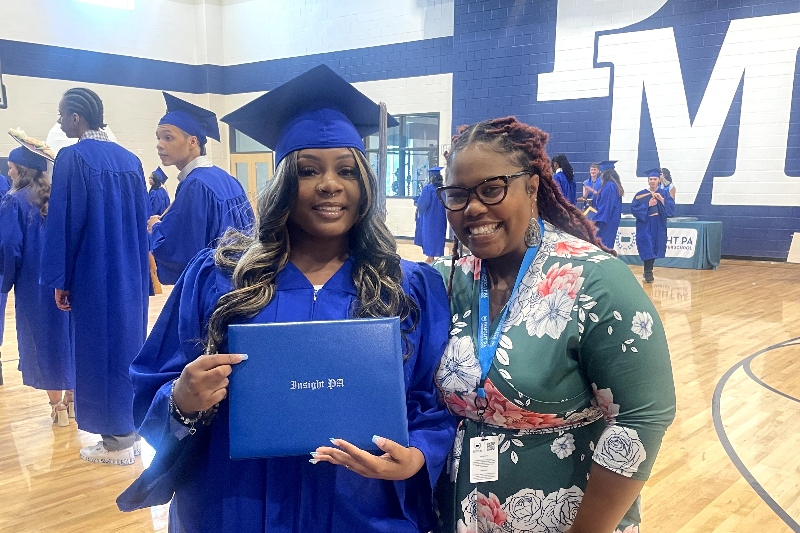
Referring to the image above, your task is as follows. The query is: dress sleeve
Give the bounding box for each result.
[663,191,676,217]
[130,249,224,451]
[630,191,650,222]
[395,260,458,523]
[592,183,615,227]
[41,149,88,290]
[417,185,433,214]
[577,258,676,481]
[150,178,213,285]
[0,196,23,293]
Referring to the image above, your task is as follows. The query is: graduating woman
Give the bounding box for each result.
[432,117,675,533]
[416,167,448,263]
[551,153,576,205]
[660,167,676,200]
[118,65,456,533]
[593,161,624,249]
[148,167,171,217]
[0,147,74,425]
[631,168,675,283]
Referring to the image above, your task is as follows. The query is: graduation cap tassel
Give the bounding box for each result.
[377,102,388,221]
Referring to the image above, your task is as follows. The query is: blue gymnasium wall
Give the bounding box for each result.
[452,0,800,259]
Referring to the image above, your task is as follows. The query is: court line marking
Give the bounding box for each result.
[712,337,800,532]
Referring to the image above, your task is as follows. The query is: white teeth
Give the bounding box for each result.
[470,223,499,236]
[316,206,343,212]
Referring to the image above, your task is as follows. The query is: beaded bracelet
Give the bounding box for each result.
[169,380,206,435]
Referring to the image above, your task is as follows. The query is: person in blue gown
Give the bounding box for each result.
[580,162,602,211]
[593,160,624,249]
[0,147,74,425]
[0,170,9,386]
[41,88,149,465]
[631,168,675,283]
[148,93,255,285]
[118,64,457,533]
[416,166,447,263]
[551,153,576,205]
[148,167,171,216]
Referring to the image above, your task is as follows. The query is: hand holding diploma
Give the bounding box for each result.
[173,353,247,416]
[312,436,426,481]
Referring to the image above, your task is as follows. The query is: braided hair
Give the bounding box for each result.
[551,153,575,183]
[62,88,106,130]
[445,117,612,294]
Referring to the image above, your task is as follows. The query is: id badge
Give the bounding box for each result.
[469,436,499,483]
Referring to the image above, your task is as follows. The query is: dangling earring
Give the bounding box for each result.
[524,217,541,247]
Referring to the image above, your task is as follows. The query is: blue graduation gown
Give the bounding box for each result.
[148,187,170,217]
[0,175,9,345]
[553,170,576,205]
[0,190,74,390]
[150,166,254,285]
[413,197,424,247]
[41,139,149,435]
[631,187,676,261]
[593,180,622,249]
[416,183,447,257]
[119,251,457,533]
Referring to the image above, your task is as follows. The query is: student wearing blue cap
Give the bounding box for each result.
[593,160,624,249]
[551,153,576,205]
[41,87,150,464]
[119,65,456,533]
[416,166,448,262]
[148,93,254,285]
[631,168,675,283]
[1,146,74,425]
[147,167,171,217]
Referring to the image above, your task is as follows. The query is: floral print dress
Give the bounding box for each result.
[433,222,676,533]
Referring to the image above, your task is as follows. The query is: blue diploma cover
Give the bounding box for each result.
[227,317,409,458]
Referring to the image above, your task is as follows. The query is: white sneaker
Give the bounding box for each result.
[133,440,141,457]
[79,441,135,466]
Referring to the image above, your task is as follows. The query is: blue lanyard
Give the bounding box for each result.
[476,218,544,398]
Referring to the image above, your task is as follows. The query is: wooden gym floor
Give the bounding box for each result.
[0,243,799,532]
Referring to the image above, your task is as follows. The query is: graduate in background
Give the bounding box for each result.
[0,146,74,425]
[148,94,254,285]
[631,168,675,283]
[416,166,447,263]
[661,167,677,200]
[551,153,576,205]
[147,167,171,217]
[41,88,150,465]
[580,162,602,211]
[119,65,456,533]
[0,169,11,385]
[593,160,624,249]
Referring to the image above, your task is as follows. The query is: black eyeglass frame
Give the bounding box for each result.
[435,171,530,212]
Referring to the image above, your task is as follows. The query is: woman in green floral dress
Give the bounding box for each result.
[433,117,676,533]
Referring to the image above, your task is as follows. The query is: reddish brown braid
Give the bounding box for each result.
[444,117,614,294]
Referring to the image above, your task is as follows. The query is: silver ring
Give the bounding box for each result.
[344,464,350,469]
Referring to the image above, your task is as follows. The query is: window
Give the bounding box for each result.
[230,129,271,154]
[364,113,440,198]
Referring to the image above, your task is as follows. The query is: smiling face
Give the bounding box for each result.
[446,143,538,264]
[287,148,363,244]
[156,124,199,170]
[589,166,599,179]
[648,176,660,191]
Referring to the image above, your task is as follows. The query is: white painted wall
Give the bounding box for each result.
[222,0,454,65]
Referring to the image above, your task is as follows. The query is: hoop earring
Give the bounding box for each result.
[524,217,542,247]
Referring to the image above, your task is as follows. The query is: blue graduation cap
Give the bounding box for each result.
[645,167,661,177]
[152,167,169,184]
[598,160,617,171]
[159,93,221,144]
[220,65,399,165]
[429,166,443,173]
[8,146,47,171]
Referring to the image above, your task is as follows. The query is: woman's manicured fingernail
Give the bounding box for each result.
[239,354,249,360]
[329,438,338,445]
[372,435,385,446]
[310,452,318,457]
[308,458,318,464]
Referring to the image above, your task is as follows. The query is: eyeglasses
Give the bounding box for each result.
[436,171,529,212]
